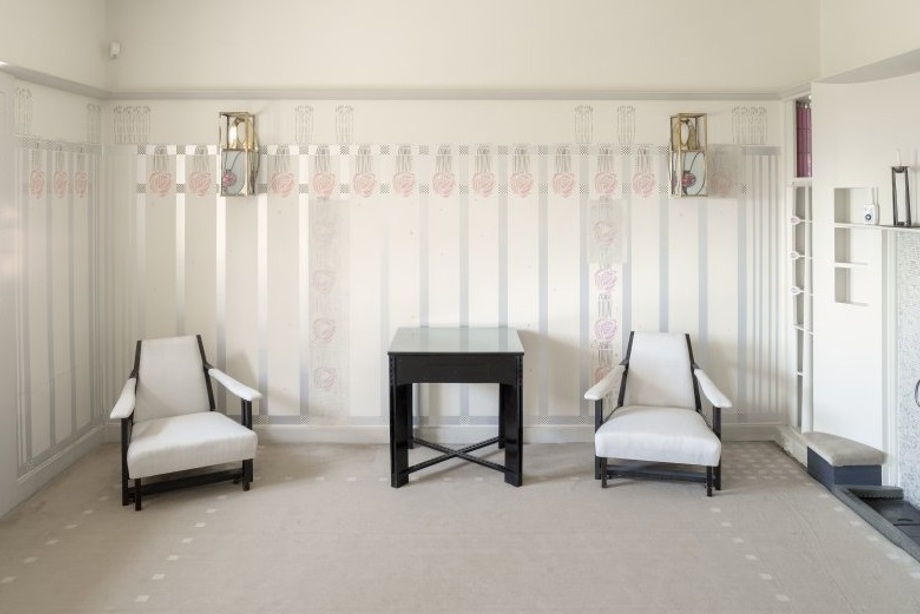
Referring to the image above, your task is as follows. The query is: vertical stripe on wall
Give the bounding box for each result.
[498,152,509,327]
[257,191,269,412]
[538,150,550,420]
[658,151,670,333]
[215,193,227,409]
[698,199,709,361]
[577,148,590,418]
[175,152,186,336]
[298,150,311,419]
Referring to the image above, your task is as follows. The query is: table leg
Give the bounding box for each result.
[497,385,506,449]
[406,384,414,450]
[390,377,410,488]
[501,375,523,487]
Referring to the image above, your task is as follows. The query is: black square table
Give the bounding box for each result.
[388,327,524,487]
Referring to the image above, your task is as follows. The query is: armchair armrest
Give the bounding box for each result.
[694,368,732,409]
[109,378,137,420]
[584,364,625,401]
[208,368,262,402]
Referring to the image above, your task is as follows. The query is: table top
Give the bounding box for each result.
[388,327,524,355]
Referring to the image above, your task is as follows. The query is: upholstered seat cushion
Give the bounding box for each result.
[595,406,721,467]
[127,411,257,479]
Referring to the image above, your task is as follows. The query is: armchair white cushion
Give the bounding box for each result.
[595,407,722,467]
[110,335,260,510]
[588,331,729,496]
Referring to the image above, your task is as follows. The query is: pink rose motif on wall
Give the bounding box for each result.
[352,172,377,198]
[471,171,496,198]
[594,267,618,295]
[312,318,337,344]
[510,172,534,198]
[594,171,618,199]
[312,172,336,199]
[29,169,45,199]
[594,318,618,344]
[393,171,416,197]
[311,268,336,293]
[432,171,455,198]
[313,367,337,391]
[73,171,89,198]
[552,172,576,198]
[53,170,69,198]
[149,170,173,197]
[270,171,295,197]
[594,221,617,246]
[188,170,213,197]
[631,171,656,197]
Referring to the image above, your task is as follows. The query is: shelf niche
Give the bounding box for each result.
[833,187,874,306]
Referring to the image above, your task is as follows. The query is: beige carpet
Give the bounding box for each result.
[1,441,919,613]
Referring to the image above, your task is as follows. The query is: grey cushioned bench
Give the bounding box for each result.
[804,431,885,490]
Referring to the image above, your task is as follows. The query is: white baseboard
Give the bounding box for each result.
[105,420,784,446]
[256,422,781,445]
[14,425,106,499]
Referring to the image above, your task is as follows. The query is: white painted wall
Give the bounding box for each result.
[0,0,107,89]
[819,0,920,78]
[811,71,920,481]
[105,0,819,94]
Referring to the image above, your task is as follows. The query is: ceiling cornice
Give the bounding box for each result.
[2,62,785,102]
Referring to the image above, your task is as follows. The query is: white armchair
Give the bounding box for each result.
[585,331,730,496]
[110,335,260,510]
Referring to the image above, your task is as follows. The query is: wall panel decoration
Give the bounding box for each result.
[15,139,101,475]
[104,137,785,440]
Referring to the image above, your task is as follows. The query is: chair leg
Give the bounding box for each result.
[242,459,253,492]
[134,478,143,511]
[705,467,713,497]
[715,462,722,491]
[600,458,608,489]
[121,471,130,506]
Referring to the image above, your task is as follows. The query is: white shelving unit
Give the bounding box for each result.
[790,179,813,431]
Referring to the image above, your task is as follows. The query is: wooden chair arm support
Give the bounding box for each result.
[711,405,722,438]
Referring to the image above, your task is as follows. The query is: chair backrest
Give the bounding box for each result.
[134,335,213,422]
[622,332,697,410]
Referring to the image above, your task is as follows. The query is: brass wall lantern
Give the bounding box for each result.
[219,111,259,196]
[669,112,707,197]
